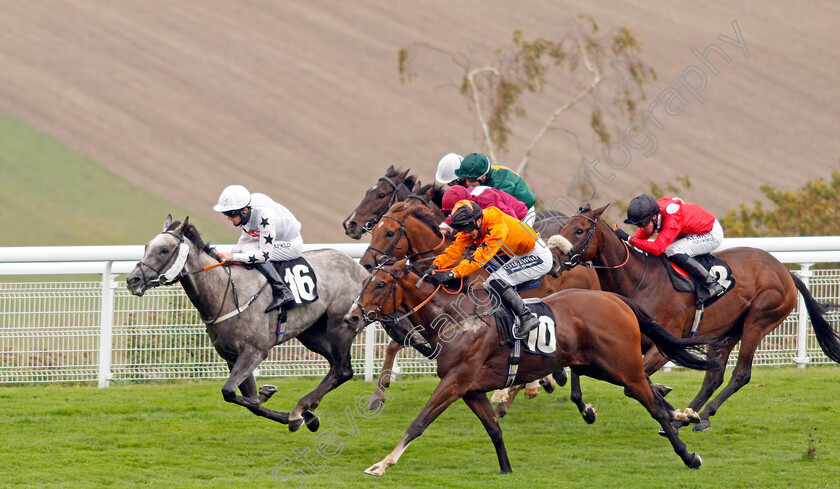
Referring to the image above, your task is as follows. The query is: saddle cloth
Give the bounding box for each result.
[271,256,319,309]
[494,299,557,357]
[660,254,734,307]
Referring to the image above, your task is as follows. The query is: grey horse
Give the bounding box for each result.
[126,215,369,432]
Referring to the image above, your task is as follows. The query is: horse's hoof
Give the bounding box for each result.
[582,404,596,424]
[682,408,701,424]
[259,384,278,402]
[693,419,711,432]
[493,407,508,420]
[490,389,509,404]
[524,386,540,399]
[654,383,673,397]
[686,453,702,469]
[364,464,385,477]
[302,411,320,432]
[539,376,557,394]
[552,368,568,387]
[288,417,304,432]
[368,397,385,411]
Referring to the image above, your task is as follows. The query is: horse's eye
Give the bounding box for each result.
[575,228,584,235]
[376,281,386,289]
[378,193,387,199]
[385,230,395,238]
[160,248,170,254]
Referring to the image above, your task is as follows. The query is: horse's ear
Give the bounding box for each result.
[395,258,409,273]
[181,216,190,234]
[579,203,592,213]
[592,204,610,218]
[162,214,173,232]
[386,164,395,174]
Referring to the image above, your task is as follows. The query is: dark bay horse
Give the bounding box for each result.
[342,165,428,239]
[359,199,602,418]
[547,204,840,431]
[126,216,369,431]
[343,259,723,474]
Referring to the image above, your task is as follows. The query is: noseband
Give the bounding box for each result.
[564,214,600,268]
[133,231,191,287]
[355,264,402,323]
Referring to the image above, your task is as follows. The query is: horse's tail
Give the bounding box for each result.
[618,296,724,371]
[790,273,840,363]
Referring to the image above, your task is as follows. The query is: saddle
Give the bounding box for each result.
[493,298,556,357]
[660,254,734,307]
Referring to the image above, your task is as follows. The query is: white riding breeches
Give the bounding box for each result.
[487,239,553,286]
[665,220,724,257]
[523,206,536,227]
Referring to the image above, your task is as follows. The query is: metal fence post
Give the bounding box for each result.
[794,263,813,369]
[98,261,115,387]
[364,322,376,382]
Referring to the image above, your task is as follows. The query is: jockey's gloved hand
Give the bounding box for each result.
[427,264,439,274]
[426,271,455,286]
[613,227,630,242]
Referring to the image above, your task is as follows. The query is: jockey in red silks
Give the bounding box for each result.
[614,194,725,298]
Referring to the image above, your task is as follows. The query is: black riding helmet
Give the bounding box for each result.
[624,194,660,226]
[449,200,484,232]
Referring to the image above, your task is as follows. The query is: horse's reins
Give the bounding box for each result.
[563,213,645,298]
[134,231,269,325]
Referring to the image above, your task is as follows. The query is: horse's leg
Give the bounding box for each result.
[683,337,738,431]
[642,349,676,398]
[291,315,355,432]
[365,371,471,477]
[222,348,294,424]
[370,340,403,411]
[569,369,596,424]
[237,372,293,424]
[693,316,783,431]
[492,385,522,419]
[462,391,512,474]
[622,371,701,468]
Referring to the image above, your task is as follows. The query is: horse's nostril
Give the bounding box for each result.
[362,263,373,273]
[346,221,357,229]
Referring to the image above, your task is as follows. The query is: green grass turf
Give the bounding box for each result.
[0,367,838,488]
[0,111,236,247]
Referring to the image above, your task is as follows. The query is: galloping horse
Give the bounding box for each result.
[548,204,840,431]
[343,259,723,474]
[359,199,600,419]
[126,216,369,431]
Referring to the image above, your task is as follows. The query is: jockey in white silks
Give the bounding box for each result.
[214,184,303,313]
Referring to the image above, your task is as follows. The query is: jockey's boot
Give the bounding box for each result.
[256,262,296,313]
[670,253,725,298]
[489,279,540,339]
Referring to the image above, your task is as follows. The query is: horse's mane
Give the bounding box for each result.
[385,201,442,239]
[408,183,444,208]
[168,221,220,261]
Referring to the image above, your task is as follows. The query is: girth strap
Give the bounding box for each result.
[503,340,522,388]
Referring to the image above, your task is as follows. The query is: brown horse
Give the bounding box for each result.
[343,259,723,474]
[547,203,840,431]
[359,198,600,419]
[342,165,426,239]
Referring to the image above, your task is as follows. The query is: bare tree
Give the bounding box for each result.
[398,16,657,179]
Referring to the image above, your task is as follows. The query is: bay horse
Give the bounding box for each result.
[126,216,369,431]
[359,198,601,420]
[343,259,723,474]
[342,165,426,239]
[547,204,840,431]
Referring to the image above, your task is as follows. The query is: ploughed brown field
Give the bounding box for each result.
[0,0,837,242]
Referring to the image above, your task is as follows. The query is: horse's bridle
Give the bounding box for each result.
[132,231,268,324]
[363,213,445,267]
[133,231,191,288]
[560,212,631,271]
[355,263,403,323]
[360,176,413,233]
